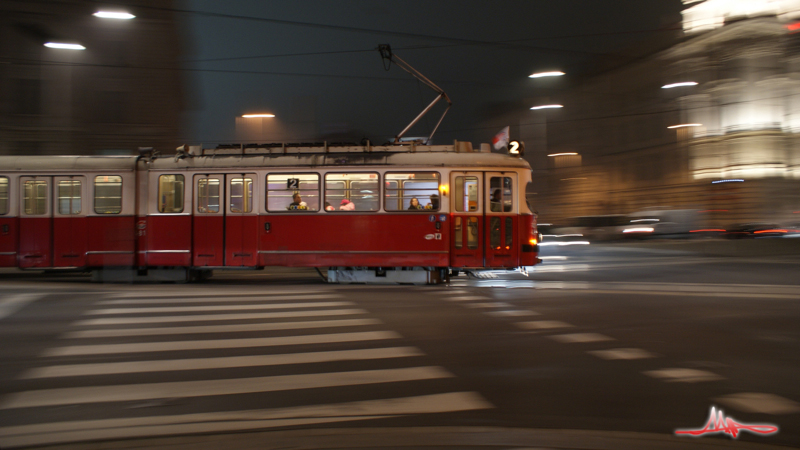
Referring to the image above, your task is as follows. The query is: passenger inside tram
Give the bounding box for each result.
[408,198,422,210]
[340,199,355,210]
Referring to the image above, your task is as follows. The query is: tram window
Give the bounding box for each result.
[94,175,122,214]
[489,176,513,212]
[267,173,319,211]
[0,177,8,215]
[230,177,253,213]
[324,173,379,211]
[58,180,81,215]
[505,217,513,248]
[454,176,479,212]
[158,175,184,213]
[23,180,48,215]
[384,172,440,211]
[197,178,220,213]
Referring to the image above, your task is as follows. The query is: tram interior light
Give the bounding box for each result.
[439,184,449,196]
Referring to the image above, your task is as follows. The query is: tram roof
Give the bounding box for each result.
[147,149,531,171]
[0,146,532,172]
[0,155,139,172]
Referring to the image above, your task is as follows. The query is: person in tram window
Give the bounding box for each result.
[287,193,308,210]
[490,189,503,212]
[427,194,439,210]
[408,197,422,210]
[324,201,335,211]
[340,199,355,211]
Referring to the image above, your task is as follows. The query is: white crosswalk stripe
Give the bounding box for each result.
[0,292,492,447]
[85,301,354,315]
[74,308,369,325]
[61,318,383,338]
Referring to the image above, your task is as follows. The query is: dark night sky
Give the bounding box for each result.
[181,0,684,146]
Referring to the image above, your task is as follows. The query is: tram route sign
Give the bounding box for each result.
[287,178,300,189]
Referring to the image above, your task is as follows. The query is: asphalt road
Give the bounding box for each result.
[0,243,798,449]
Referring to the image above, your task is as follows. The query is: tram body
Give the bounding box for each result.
[0,142,540,282]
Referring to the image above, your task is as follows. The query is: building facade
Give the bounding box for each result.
[0,0,183,155]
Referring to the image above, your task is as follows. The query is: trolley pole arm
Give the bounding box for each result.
[379,45,452,144]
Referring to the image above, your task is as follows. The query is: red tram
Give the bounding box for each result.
[0,141,540,283]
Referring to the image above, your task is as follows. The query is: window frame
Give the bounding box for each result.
[323,171,380,213]
[93,175,123,215]
[157,174,186,214]
[266,172,321,212]
[383,171,441,212]
[0,176,9,215]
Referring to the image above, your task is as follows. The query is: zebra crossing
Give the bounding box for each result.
[0,288,490,448]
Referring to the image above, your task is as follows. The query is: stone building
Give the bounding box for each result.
[519,0,800,227]
[0,0,183,155]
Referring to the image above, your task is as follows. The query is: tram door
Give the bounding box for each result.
[53,176,87,267]
[450,172,484,267]
[19,176,52,268]
[485,172,518,268]
[192,174,224,266]
[224,174,258,266]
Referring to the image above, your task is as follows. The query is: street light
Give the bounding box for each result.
[94,11,136,20]
[530,104,563,110]
[44,42,85,50]
[662,81,698,89]
[529,71,565,78]
[667,123,702,129]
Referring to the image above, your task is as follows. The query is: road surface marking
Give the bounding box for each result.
[0,366,453,409]
[443,296,491,302]
[61,318,382,338]
[85,301,354,315]
[42,331,402,357]
[548,333,615,343]
[0,294,44,320]
[485,310,541,317]
[643,368,724,382]
[465,302,512,309]
[0,392,491,447]
[108,290,333,298]
[98,294,342,305]
[73,308,368,326]
[588,348,656,360]
[515,320,574,330]
[715,392,800,414]
[22,347,424,379]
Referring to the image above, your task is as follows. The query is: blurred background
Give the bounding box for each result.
[2,0,799,231]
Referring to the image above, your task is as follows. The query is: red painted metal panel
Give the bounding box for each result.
[193,215,224,266]
[146,215,191,266]
[0,217,17,267]
[18,217,51,268]
[485,215,518,268]
[53,216,87,267]
[226,215,258,266]
[450,213,483,268]
[258,214,448,267]
[86,216,136,267]
[518,214,538,266]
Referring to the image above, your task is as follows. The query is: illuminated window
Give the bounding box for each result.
[267,173,319,211]
[94,175,122,214]
[230,177,253,213]
[0,177,8,215]
[489,176,513,212]
[24,180,48,215]
[454,176,479,212]
[197,178,220,213]
[385,172,440,211]
[324,173,379,211]
[158,174,185,213]
[58,180,81,215]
